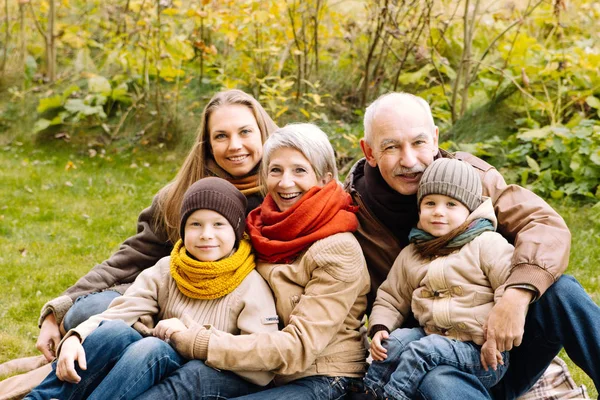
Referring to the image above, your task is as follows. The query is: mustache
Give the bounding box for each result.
[393,165,426,175]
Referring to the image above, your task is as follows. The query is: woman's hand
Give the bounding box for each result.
[37,313,62,362]
[153,318,187,342]
[370,330,389,361]
[56,335,86,383]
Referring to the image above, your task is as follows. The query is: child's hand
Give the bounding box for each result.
[480,337,504,371]
[370,330,389,361]
[56,335,86,383]
[153,318,187,342]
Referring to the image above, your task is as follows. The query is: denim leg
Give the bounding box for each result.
[384,335,508,400]
[363,327,426,399]
[231,376,354,400]
[134,360,262,400]
[494,275,600,399]
[88,337,186,400]
[63,290,121,331]
[25,320,143,400]
[416,365,493,400]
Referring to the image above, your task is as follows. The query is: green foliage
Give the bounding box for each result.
[450,119,600,201]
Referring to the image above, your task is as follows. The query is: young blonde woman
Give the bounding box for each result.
[35,90,277,362]
[137,123,371,400]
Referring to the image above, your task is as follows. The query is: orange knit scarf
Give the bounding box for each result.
[246,180,358,263]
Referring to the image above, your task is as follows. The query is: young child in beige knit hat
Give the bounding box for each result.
[26,177,278,400]
[364,158,515,400]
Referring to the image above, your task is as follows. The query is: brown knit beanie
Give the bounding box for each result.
[417,158,482,212]
[180,177,247,242]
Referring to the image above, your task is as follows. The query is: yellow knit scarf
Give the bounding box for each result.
[170,237,256,300]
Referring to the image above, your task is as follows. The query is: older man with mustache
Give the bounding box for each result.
[344,92,600,399]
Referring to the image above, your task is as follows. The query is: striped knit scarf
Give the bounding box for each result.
[170,237,256,299]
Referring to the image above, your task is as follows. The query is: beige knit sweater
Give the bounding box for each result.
[62,256,279,386]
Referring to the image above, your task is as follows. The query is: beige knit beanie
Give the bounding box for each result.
[180,177,247,242]
[417,158,482,212]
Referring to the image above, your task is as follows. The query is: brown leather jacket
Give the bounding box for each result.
[343,150,571,310]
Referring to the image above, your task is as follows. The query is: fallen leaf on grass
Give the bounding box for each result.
[65,181,74,187]
[19,248,27,257]
[65,161,77,170]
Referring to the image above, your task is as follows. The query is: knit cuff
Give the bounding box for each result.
[192,326,212,360]
[368,324,390,339]
[505,263,555,300]
[38,295,73,328]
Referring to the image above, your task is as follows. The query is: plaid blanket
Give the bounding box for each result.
[517,357,589,400]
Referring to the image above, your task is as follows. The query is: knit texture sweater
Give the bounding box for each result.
[61,256,279,385]
[203,232,371,385]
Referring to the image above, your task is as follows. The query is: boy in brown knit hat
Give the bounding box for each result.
[26,177,278,400]
[364,158,515,400]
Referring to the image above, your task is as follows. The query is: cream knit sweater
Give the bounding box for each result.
[63,256,279,385]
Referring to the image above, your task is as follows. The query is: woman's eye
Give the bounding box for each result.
[295,168,307,174]
[240,129,252,135]
[213,133,227,140]
[269,167,281,174]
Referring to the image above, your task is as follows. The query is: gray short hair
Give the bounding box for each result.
[363,92,436,143]
[261,123,338,184]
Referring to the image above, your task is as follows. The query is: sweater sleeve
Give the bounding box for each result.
[204,235,369,376]
[368,247,413,334]
[39,192,173,327]
[229,271,279,386]
[59,258,168,349]
[457,152,571,298]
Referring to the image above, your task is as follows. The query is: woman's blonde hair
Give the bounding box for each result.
[156,89,277,243]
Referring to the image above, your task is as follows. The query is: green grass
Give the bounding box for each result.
[0,143,598,398]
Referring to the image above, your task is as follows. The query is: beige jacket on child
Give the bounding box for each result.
[369,199,514,345]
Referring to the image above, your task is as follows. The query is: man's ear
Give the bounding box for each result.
[360,139,378,168]
[432,126,439,151]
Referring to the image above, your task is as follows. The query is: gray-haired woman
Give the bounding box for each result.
[137,123,371,400]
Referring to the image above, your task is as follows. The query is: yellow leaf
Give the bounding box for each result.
[275,106,289,119]
[65,161,77,171]
[299,108,310,118]
[162,8,179,16]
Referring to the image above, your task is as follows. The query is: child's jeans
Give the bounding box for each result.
[364,327,509,400]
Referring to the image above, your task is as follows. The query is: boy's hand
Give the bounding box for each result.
[480,337,504,371]
[153,318,187,342]
[56,336,86,383]
[370,330,389,361]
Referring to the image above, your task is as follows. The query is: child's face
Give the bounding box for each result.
[184,209,236,262]
[419,194,470,237]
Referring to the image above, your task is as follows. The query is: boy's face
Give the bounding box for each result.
[418,194,470,237]
[184,209,236,262]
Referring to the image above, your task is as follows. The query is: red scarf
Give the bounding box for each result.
[247,180,358,263]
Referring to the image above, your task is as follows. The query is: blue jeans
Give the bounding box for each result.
[135,360,263,400]
[231,376,354,400]
[26,320,185,400]
[138,359,355,400]
[63,290,121,331]
[364,328,508,400]
[415,275,600,400]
